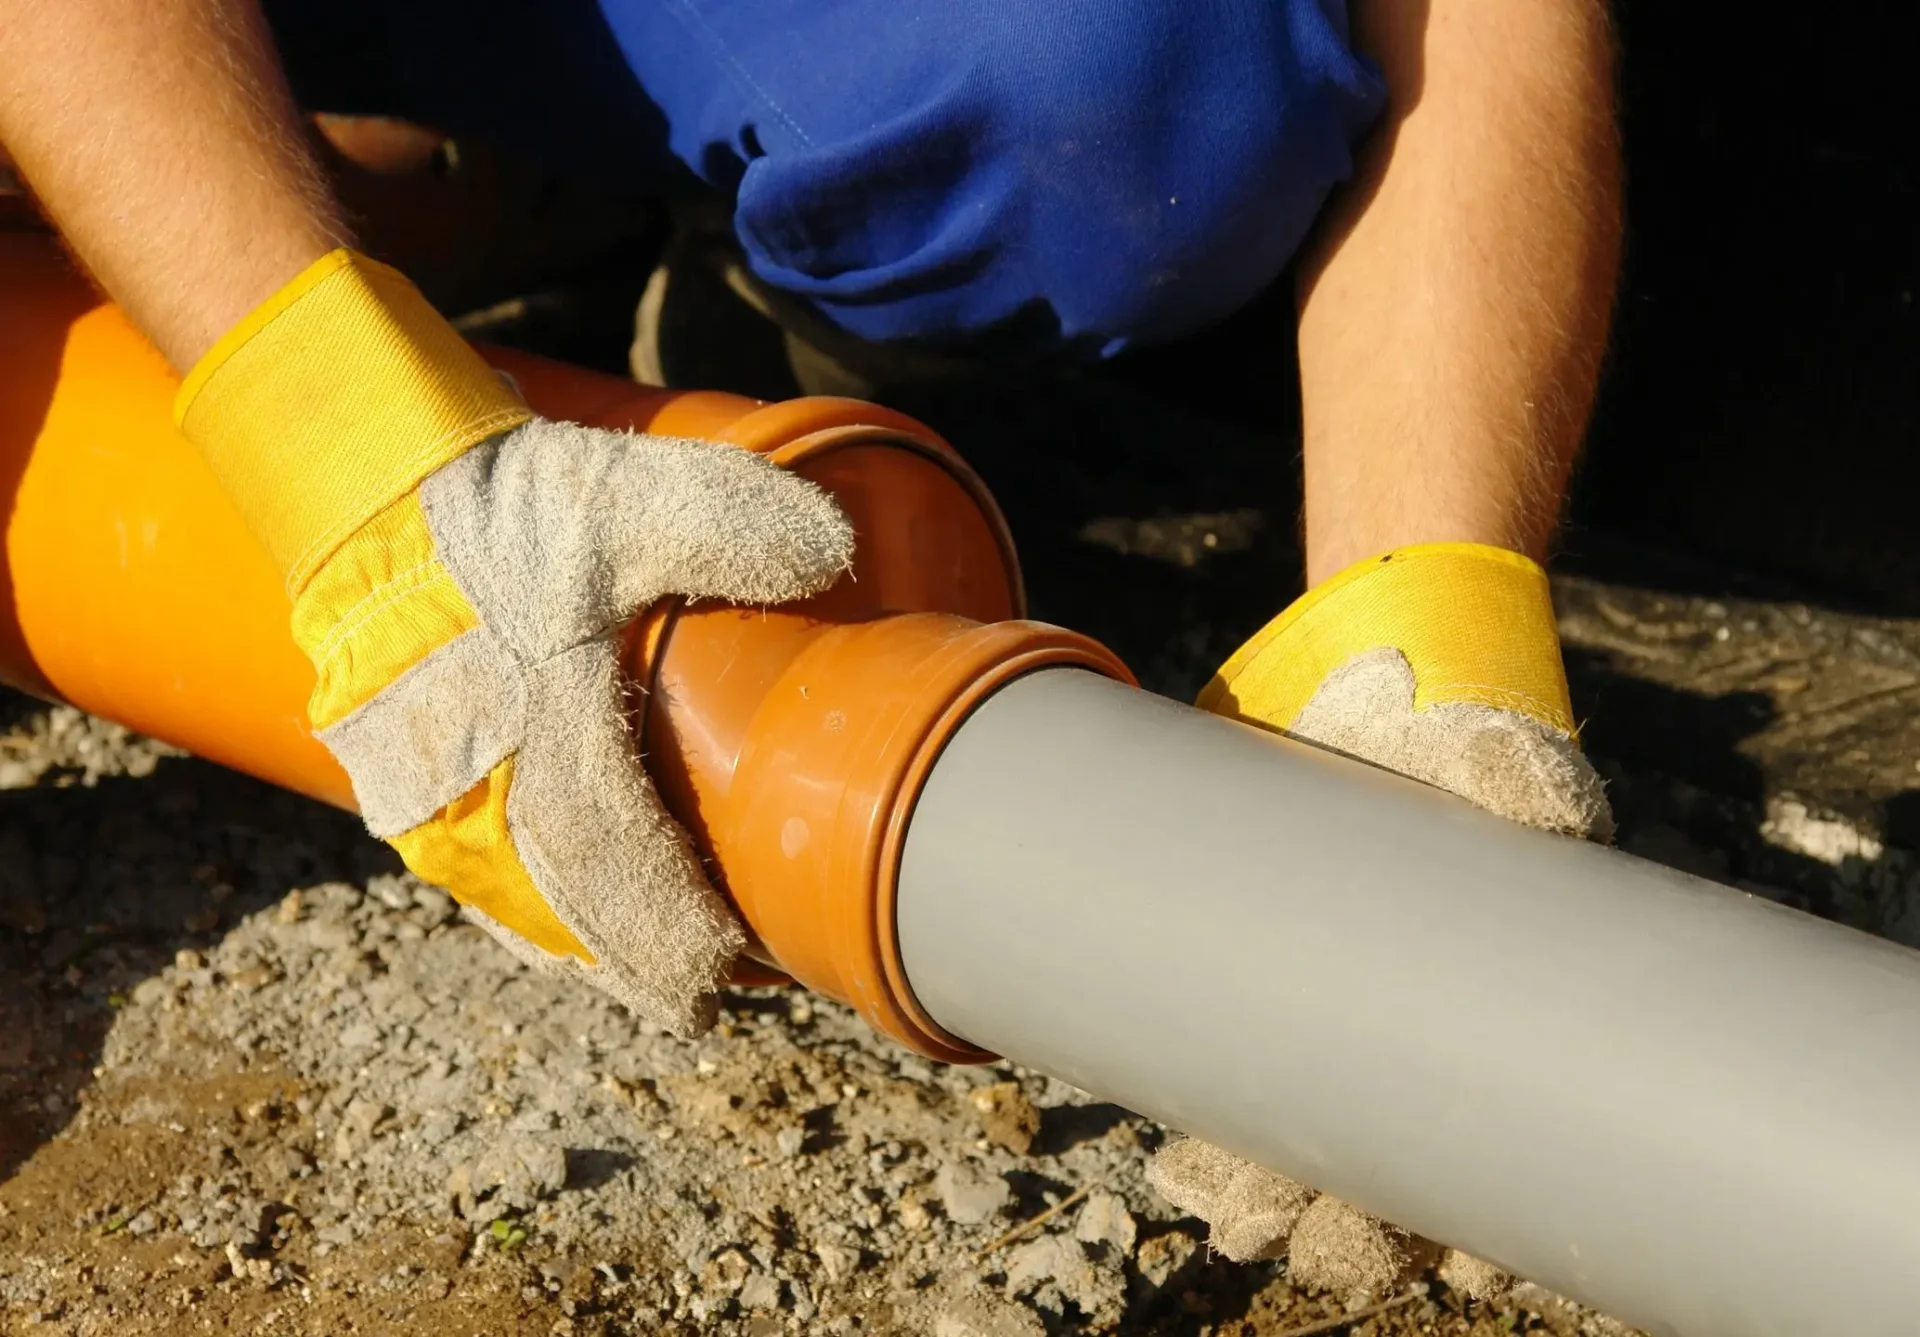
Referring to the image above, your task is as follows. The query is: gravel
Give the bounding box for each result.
[6,555,1920,1334]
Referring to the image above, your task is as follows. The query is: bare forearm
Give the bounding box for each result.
[1296,0,1622,583]
[0,0,344,368]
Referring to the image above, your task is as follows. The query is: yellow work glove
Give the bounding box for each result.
[177,250,852,1036]
[1148,543,1611,1300]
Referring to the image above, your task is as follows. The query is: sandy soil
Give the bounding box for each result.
[5,508,1917,1336]
[5,14,1914,1318]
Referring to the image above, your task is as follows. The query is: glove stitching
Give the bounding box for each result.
[1419,681,1568,731]
[285,407,531,594]
[309,560,466,680]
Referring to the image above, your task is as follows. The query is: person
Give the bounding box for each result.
[0,0,1621,1296]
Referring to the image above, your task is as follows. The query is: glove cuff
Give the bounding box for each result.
[174,248,531,593]
[1197,542,1576,736]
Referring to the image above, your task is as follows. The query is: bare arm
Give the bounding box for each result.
[0,0,344,369]
[1296,0,1622,583]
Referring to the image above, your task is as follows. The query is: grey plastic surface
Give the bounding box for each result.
[896,668,1920,1337]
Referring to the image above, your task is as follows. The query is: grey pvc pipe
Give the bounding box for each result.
[896,668,1920,1337]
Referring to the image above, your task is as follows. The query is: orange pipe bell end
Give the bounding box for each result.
[0,232,1132,1059]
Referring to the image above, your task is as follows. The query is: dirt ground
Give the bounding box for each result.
[8,350,1920,1337]
[4,4,1917,1332]
[8,496,1920,1337]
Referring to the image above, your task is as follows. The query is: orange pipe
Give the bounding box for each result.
[0,232,1130,1058]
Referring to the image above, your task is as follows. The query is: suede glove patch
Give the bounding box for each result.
[178,249,853,1035]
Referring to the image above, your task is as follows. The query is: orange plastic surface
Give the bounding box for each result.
[0,233,1134,1057]
[0,235,761,810]
[0,236,357,804]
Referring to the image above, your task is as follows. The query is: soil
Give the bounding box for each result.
[5,499,1917,1337]
[0,699,1634,1337]
[4,6,1916,1329]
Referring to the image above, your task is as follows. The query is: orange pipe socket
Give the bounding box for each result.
[0,233,1131,1061]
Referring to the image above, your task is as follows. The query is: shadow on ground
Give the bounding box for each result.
[1,3,1915,1329]
[0,743,390,1181]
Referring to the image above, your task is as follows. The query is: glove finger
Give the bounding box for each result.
[502,636,745,1034]
[1289,648,1614,841]
[1436,1248,1511,1301]
[1148,1139,1445,1299]
[1286,1194,1428,1299]
[599,428,854,609]
[422,420,854,659]
[1146,1137,1314,1263]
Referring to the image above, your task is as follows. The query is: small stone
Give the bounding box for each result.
[222,1242,273,1285]
[411,885,456,923]
[173,948,204,972]
[305,920,355,951]
[1003,1235,1124,1325]
[813,1243,859,1283]
[368,875,415,911]
[276,890,304,925]
[338,1020,383,1050]
[228,964,277,993]
[417,1111,461,1146]
[454,1135,568,1220]
[259,1144,311,1184]
[775,1125,807,1159]
[598,1073,657,1111]
[738,1273,782,1310]
[934,1294,1047,1337]
[1074,1190,1137,1255]
[701,1249,751,1296]
[935,1161,1012,1226]
[332,1097,389,1159]
[897,1197,932,1232]
[1134,1229,1200,1290]
[1004,1235,1069,1293]
[967,1083,1040,1156]
[349,1098,389,1137]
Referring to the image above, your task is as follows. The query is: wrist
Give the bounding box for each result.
[1203,541,1574,736]
[175,248,529,591]
[1307,524,1552,590]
